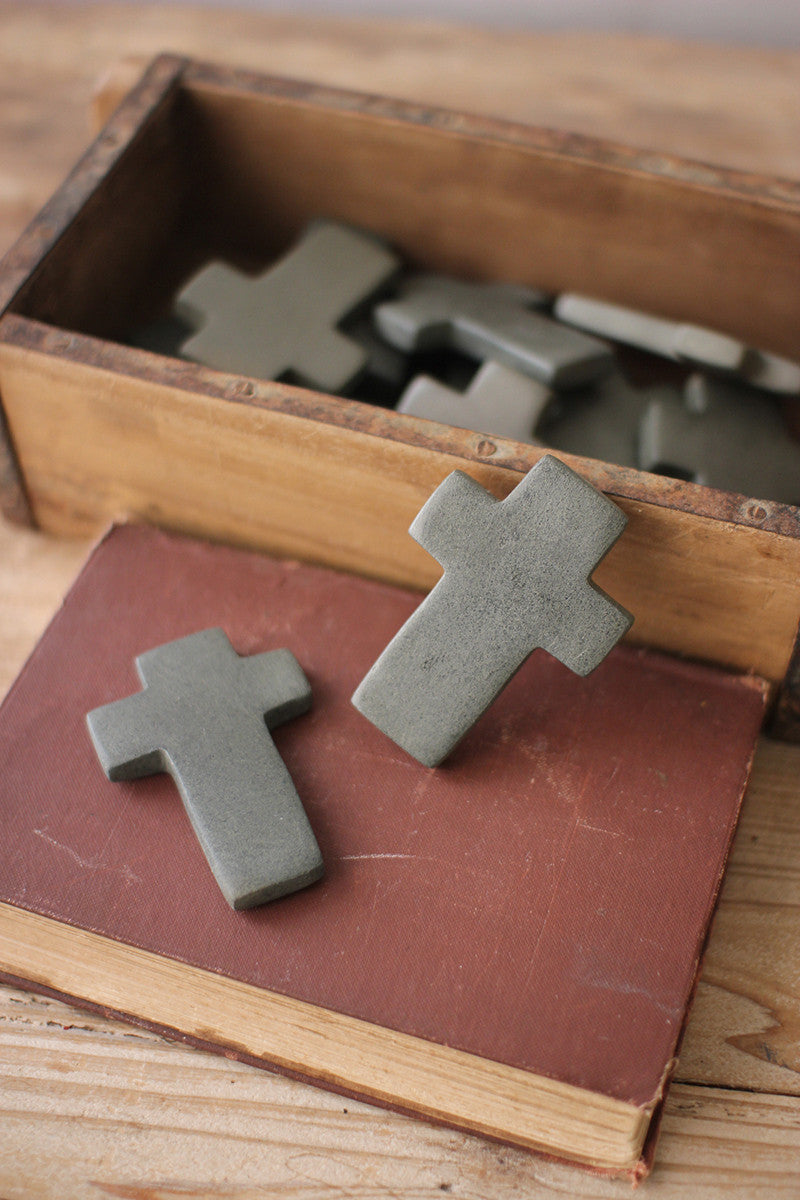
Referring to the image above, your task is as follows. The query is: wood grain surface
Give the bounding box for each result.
[1,5,800,1195]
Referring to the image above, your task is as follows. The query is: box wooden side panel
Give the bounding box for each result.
[1,322,799,687]
[180,67,800,359]
[0,54,190,527]
[9,74,193,339]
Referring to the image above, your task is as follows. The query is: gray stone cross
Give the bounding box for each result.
[374,275,614,388]
[86,628,323,910]
[554,293,800,394]
[742,350,800,395]
[352,455,633,766]
[177,220,400,392]
[538,370,683,469]
[397,360,552,443]
[638,374,800,505]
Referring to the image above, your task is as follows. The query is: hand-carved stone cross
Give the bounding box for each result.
[177,220,400,392]
[554,293,747,371]
[375,276,613,388]
[538,370,683,469]
[397,360,552,443]
[638,373,800,505]
[352,456,633,766]
[86,628,323,909]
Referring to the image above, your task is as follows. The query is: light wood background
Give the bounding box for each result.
[2,5,800,1196]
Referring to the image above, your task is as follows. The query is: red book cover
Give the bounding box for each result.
[0,523,767,1174]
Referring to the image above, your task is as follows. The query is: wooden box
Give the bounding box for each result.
[1,54,800,732]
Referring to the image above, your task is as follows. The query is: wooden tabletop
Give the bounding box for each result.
[2,6,800,1195]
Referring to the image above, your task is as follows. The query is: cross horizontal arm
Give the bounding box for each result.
[541,582,633,676]
[86,688,167,781]
[240,648,312,728]
[409,470,498,569]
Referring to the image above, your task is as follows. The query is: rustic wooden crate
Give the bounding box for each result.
[1,53,799,732]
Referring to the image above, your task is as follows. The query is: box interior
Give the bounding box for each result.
[7,67,800,359]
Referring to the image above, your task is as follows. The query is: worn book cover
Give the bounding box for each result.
[0,524,767,1175]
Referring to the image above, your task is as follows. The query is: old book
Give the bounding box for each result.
[0,523,766,1177]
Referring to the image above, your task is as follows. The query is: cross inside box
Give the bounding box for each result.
[131,217,800,503]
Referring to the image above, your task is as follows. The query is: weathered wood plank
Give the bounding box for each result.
[2,984,800,1198]
[677,738,800,1097]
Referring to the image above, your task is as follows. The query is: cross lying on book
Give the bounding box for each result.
[353,455,633,765]
[86,628,323,909]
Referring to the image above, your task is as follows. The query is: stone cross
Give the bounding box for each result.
[397,360,552,442]
[86,628,323,910]
[374,276,613,388]
[638,373,800,505]
[352,455,633,766]
[342,310,409,391]
[741,350,800,396]
[538,370,683,469]
[177,220,400,392]
[128,310,195,359]
[554,293,746,371]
